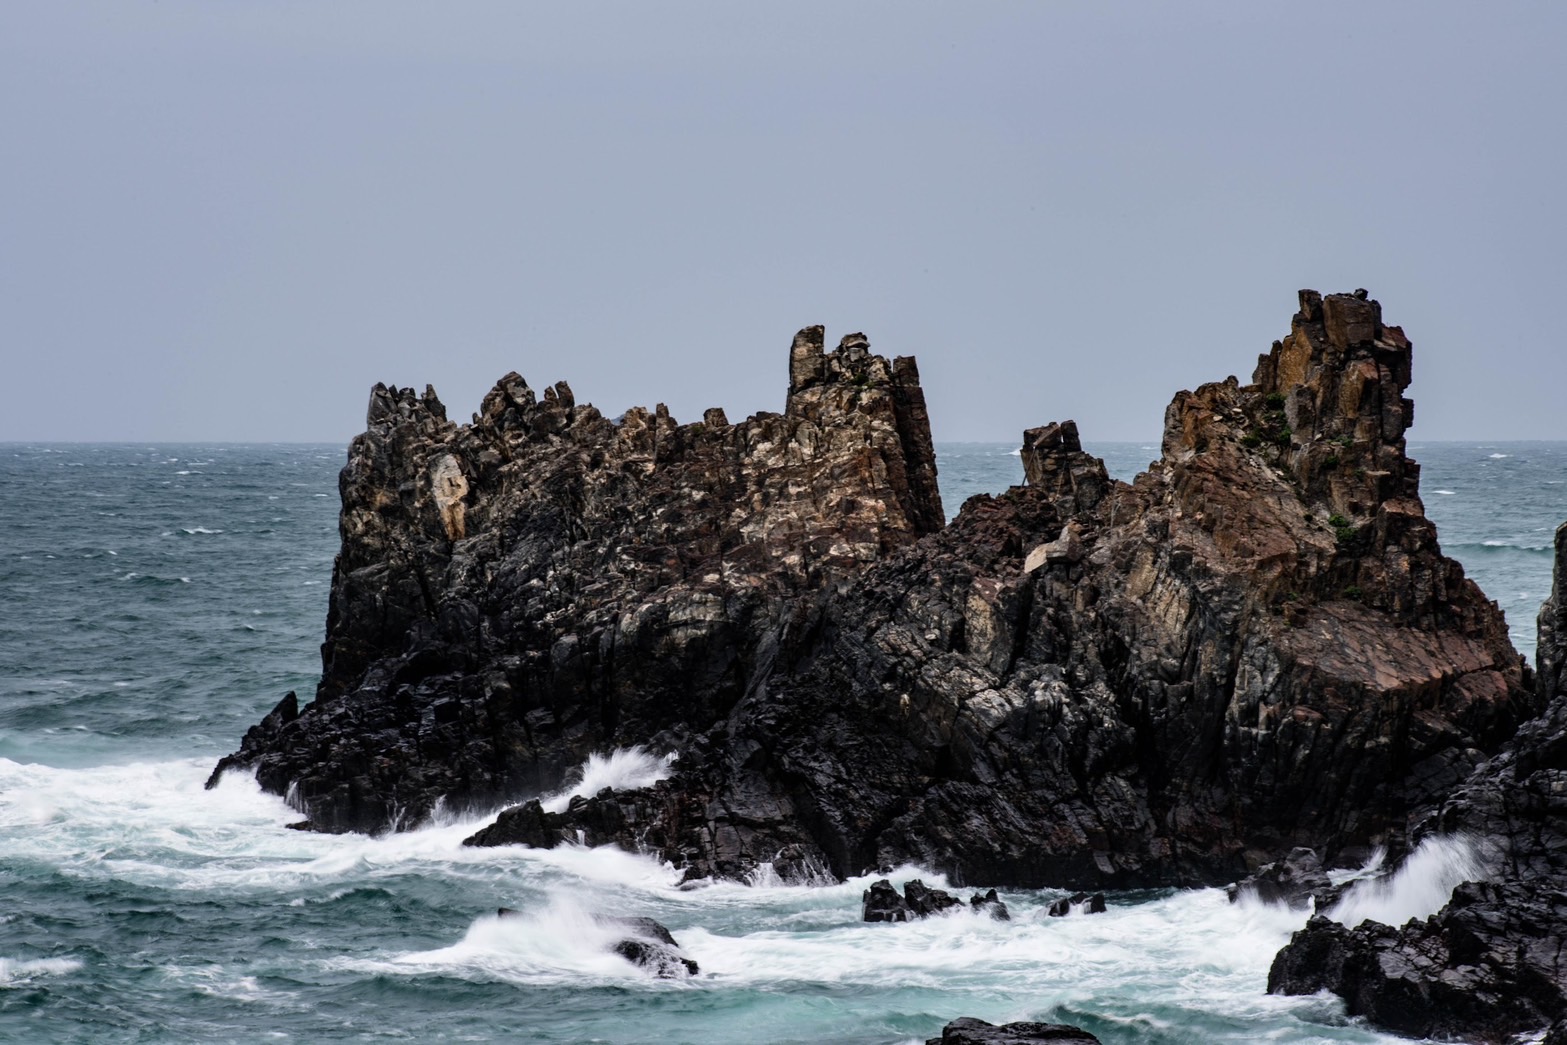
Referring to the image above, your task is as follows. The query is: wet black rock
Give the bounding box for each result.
[1225,847,1351,910]
[905,879,965,917]
[862,879,914,923]
[612,934,699,978]
[608,916,699,977]
[862,878,967,922]
[926,1016,1101,1045]
[970,889,1011,921]
[1046,893,1106,917]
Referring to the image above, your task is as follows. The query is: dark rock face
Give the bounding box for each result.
[213,293,1532,892]
[926,1017,1101,1045]
[1269,521,1567,1041]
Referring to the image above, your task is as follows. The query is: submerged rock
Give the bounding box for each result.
[926,1017,1101,1044]
[1045,893,1106,917]
[609,915,699,978]
[213,293,1533,894]
[970,889,1011,921]
[495,908,698,978]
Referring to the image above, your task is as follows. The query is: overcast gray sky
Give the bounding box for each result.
[3,2,1564,443]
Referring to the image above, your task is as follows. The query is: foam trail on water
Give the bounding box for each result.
[540,746,673,814]
[369,895,669,988]
[1327,834,1487,928]
[0,957,82,984]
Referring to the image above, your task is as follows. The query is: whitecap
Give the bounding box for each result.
[1433,489,1456,495]
[0,956,83,984]
[1482,540,1508,547]
[181,527,224,535]
[1489,453,1510,459]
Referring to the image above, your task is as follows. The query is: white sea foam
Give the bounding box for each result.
[1434,489,1456,495]
[1326,834,1486,928]
[0,956,82,984]
[539,747,674,814]
[1489,453,1510,459]
[181,527,224,535]
[377,898,667,987]
[0,757,687,898]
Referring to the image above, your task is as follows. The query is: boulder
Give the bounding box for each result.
[862,879,914,923]
[969,889,1011,921]
[926,1016,1100,1044]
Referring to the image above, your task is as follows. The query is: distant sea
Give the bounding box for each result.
[1,441,1562,1044]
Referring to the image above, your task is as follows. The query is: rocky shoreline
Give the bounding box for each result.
[212,290,1563,1040]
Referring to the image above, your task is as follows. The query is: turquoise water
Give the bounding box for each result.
[1,441,1562,1043]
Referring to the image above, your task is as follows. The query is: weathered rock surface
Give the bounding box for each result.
[213,292,1532,894]
[1269,521,1567,1041]
[926,1017,1101,1045]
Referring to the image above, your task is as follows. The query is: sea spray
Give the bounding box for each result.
[387,897,668,987]
[1326,834,1488,928]
[539,746,674,814]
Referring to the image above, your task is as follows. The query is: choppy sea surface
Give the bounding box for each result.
[1,441,1562,1044]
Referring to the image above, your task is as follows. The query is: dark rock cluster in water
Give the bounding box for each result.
[926,1017,1101,1044]
[860,878,1009,922]
[211,290,1564,1040]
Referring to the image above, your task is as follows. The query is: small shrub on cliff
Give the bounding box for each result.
[1241,434,1262,449]
[1265,392,1287,409]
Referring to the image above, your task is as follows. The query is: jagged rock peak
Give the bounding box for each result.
[1020,420,1109,515]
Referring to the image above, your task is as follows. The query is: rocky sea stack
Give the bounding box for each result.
[212,290,1560,1037]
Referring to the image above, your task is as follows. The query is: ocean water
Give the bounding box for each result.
[1,441,1562,1044]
